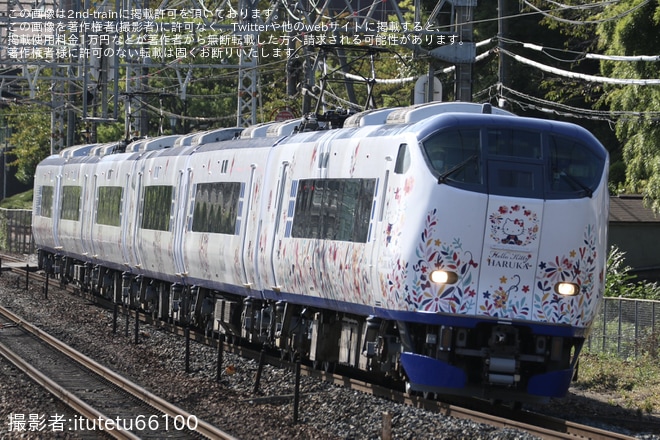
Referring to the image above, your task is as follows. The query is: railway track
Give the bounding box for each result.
[1,256,652,439]
[0,303,236,439]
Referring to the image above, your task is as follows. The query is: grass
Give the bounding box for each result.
[0,190,33,209]
[576,353,660,415]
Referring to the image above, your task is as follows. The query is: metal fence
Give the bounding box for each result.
[0,208,657,358]
[586,297,660,358]
[0,208,34,255]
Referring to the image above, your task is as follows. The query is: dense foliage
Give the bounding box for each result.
[3,101,51,184]
[2,0,660,204]
[596,0,660,210]
[605,246,660,300]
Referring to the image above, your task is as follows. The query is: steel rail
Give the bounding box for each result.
[0,339,140,440]
[0,304,238,440]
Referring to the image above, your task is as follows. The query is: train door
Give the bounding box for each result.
[173,167,193,277]
[52,174,63,249]
[122,156,148,269]
[129,170,144,269]
[120,172,131,265]
[240,164,258,289]
[268,161,290,289]
[368,142,399,282]
[478,159,545,317]
[81,173,97,258]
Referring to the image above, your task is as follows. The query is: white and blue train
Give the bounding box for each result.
[32,102,609,403]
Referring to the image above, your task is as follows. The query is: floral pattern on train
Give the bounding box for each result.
[533,224,602,327]
[385,204,602,326]
[386,208,479,314]
[478,273,532,319]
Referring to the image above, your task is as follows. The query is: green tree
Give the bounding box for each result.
[516,1,634,191]
[4,103,51,184]
[596,0,660,210]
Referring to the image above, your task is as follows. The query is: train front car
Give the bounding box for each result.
[392,112,609,403]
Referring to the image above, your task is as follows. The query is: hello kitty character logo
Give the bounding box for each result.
[502,218,524,245]
[489,205,539,247]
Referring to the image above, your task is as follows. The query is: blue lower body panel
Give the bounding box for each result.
[527,368,574,397]
[401,352,574,399]
[399,352,467,390]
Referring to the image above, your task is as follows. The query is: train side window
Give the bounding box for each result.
[352,179,375,242]
[394,143,410,174]
[291,178,376,243]
[336,180,358,241]
[422,129,482,184]
[323,180,341,240]
[60,185,81,221]
[96,186,123,226]
[191,182,242,234]
[38,185,54,218]
[291,180,316,239]
[141,185,173,231]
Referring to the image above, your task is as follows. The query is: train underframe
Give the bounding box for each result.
[39,251,582,403]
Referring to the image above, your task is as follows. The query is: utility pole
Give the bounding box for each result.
[424,0,477,102]
[236,0,260,127]
[454,1,475,102]
[497,0,509,109]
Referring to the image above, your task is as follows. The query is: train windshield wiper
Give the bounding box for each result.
[438,155,478,184]
[557,171,593,197]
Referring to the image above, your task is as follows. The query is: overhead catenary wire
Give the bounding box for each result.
[8,2,660,128]
[502,48,660,85]
[499,85,660,123]
[521,0,652,25]
[517,40,660,62]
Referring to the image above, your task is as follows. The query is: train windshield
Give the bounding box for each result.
[422,127,606,199]
[425,129,482,184]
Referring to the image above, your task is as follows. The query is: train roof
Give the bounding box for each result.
[90,142,122,156]
[193,134,277,153]
[343,108,398,128]
[173,133,196,148]
[59,143,99,158]
[141,135,180,151]
[384,102,513,125]
[125,139,146,152]
[266,119,301,137]
[125,135,181,153]
[240,122,275,139]
[190,127,243,147]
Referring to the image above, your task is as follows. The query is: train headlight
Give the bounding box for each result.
[430,270,458,285]
[555,282,579,296]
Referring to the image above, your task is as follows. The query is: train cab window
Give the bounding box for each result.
[291,178,376,243]
[485,129,543,198]
[96,186,123,227]
[141,185,173,231]
[548,135,604,197]
[38,185,54,218]
[191,182,242,234]
[422,129,482,184]
[487,129,541,159]
[60,185,82,221]
[487,162,544,198]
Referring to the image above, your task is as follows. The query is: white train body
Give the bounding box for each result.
[32,103,609,402]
